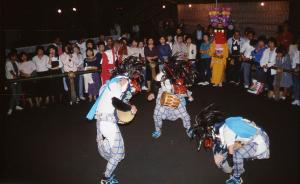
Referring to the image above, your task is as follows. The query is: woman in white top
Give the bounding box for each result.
[32,46,49,105]
[47,45,63,104]
[73,45,85,101]
[61,43,80,105]
[259,38,277,98]
[19,52,37,107]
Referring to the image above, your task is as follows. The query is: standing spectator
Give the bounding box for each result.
[73,45,85,101]
[260,38,277,98]
[277,22,294,50]
[84,48,101,102]
[19,52,37,108]
[291,44,300,106]
[186,36,197,61]
[106,37,114,50]
[61,43,80,105]
[157,36,172,71]
[86,39,98,55]
[174,27,183,43]
[144,38,159,91]
[198,34,211,86]
[240,30,255,88]
[132,24,140,40]
[273,47,293,100]
[172,34,188,60]
[47,45,63,104]
[32,46,49,105]
[53,37,63,55]
[5,52,23,115]
[101,41,119,85]
[77,38,86,56]
[227,30,245,84]
[193,24,204,47]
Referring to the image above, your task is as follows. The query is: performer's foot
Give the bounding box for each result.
[225,176,243,184]
[152,131,161,139]
[186,128,195,139]
[101,175,119,184]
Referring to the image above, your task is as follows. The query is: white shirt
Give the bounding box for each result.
[260,48,277,75]
[60,53,79,72]
[96,82,123,114]
[19,61,36,75]
[187,43,197,60]
[5,61,19,79]
[47,56,63,69]
[128,47,144,57]
[241,39,255,59]
[292,50,300,69]
[32,55,49,72]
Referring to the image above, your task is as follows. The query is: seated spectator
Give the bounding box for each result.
[260,37,277,99]
[240,30,255,88]
[273,46,293,101]
[248,36,267,94]
[166,35,174,50]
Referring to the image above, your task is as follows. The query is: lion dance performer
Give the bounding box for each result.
[209,25,229,87]
[86,75,137,184]
[149,71,194,139]
[192,105,270,184]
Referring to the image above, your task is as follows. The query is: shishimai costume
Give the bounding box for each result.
[151,72,193,139]
[191,106,270,184]
[86,76,133,184]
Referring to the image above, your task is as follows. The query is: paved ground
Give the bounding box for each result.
[1,85,299,184]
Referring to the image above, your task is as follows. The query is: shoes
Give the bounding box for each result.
[219,83,223,87]
[101,175,119,184]
[15,106,23,111]
[79,96,86,101]
[7,109,13,115]
[152,131,161,139]
[244,85,249,89]
[197,82,204,85]
[142,86,148,91]
[203,81,210,85]
[225,176,243,184]
[291,100,300,106]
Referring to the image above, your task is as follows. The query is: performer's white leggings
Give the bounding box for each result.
[96,120,125,178]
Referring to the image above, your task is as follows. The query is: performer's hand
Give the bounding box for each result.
[188,96,194,102]
[131,105,137,114]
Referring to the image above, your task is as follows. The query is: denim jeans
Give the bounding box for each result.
[78,75,84,97]
[241,62,251,86]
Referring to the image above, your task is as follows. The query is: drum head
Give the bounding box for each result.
[117,110,135,125]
